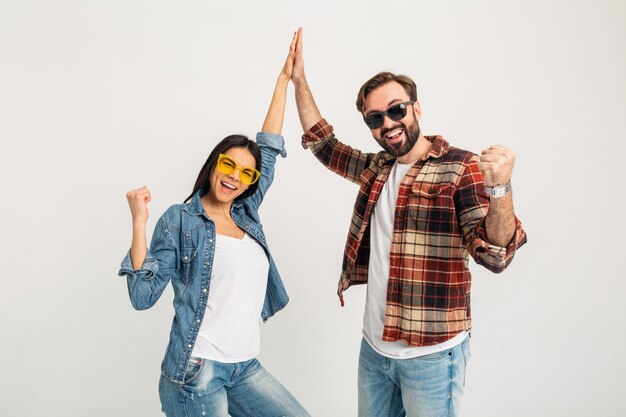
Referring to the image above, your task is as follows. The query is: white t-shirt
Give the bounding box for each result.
[191,232,269,363]
[363,160,467,359]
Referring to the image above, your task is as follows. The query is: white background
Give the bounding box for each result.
[1,1,625,416]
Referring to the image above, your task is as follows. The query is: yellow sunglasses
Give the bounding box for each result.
[217,154,261,185]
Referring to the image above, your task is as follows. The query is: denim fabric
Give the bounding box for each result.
[159,357,310,417]
[118,132,289,384]
[358,336,471,417]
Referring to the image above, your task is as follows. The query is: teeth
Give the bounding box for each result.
[385,129,402,139]
[221,181,236,190]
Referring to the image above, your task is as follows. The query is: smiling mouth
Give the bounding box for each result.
[221,181,237,191]
[383,127,404,143]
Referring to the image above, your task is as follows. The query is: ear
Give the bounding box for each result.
[412,100,422,121]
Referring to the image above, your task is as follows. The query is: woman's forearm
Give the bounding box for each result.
[261,74,289,134]
[130,222,148,270]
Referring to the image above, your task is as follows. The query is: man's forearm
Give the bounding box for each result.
[485,194,517,247]
[293,76,323,132]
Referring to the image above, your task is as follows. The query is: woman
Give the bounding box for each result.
[119,32,309,417]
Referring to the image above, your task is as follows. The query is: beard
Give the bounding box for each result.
[377,119,421,157]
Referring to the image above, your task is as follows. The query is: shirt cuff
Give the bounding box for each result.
[118,249,159,279]
[301,118,333,149]
[471,216,526,258]
[257,132,287,158]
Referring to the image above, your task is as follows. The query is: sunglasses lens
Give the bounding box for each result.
[240,169,258,185]
[218,156,236,174]
[364,103,410,129]
[387,103,407,121]
[364,113,383,129]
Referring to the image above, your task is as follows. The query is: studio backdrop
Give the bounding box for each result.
[1,1,624,416]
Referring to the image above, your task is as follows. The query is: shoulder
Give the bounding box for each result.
[443,146,477,165]
[372,150,395,166]
[422,136,477,167]
[236,200,261,222]
[158,204,186,229]
[421,143,479,185]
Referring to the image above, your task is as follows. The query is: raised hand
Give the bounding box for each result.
[280,30,298,81]
[126,186,152,225]
[290,27,322,132]
[126,186,151,270]
[478,145,516,187]
[261,30,298,134]
[292,27,305,83]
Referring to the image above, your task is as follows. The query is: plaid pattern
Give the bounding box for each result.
[302,119,527,346]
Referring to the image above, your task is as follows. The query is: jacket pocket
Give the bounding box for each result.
[412,182,452,199]
[407,183,456,234]
[181,248,198,285]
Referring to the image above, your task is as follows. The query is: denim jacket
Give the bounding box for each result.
[118,132,289,384]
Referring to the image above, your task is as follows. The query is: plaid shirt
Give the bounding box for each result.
[302,119,527,346]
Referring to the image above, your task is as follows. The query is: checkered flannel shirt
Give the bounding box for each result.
[302,119,527,346]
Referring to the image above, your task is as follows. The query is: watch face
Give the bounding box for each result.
[485,182,511,198]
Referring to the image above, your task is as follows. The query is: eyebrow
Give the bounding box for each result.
[365,99,404,116]
[222,155,256,169]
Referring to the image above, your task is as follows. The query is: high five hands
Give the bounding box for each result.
[280,30,298,81]
[291,27,304,83]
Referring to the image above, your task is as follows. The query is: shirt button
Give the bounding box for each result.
[209,239,213,243]
[184,256,188,260]
[196,319,201,323]
[202,288,208,293]
[187,344,192,348]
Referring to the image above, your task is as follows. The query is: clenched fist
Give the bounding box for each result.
[126,186,151,224]
[478,145,516,187]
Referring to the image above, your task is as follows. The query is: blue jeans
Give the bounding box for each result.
[159,357,310,417]
[358,336,471,417]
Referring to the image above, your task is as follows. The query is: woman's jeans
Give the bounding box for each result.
[159,357,310,417]
[358,336,471,417]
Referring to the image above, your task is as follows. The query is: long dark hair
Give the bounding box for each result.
[184,135,262,203]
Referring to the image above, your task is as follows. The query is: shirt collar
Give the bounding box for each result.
[425,135,449,159]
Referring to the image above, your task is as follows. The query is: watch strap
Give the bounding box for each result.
[484,181,511,198]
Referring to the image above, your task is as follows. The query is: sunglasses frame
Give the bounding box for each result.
[216,154,261,185]
[363,101,414,129]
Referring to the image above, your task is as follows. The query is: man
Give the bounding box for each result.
[290,29,527,417]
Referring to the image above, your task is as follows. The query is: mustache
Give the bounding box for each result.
[381,124,405,137]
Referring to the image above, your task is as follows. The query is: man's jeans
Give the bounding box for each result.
[159,357,310,417]
[358,336,471,417]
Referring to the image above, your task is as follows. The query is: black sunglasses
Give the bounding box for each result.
[363,101,414,129]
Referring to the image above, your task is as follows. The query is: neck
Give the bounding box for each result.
[201,193,232,218]
[397,134,431,164]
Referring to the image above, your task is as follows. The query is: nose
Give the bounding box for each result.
[228,168,241,182]
[381,113,397,130]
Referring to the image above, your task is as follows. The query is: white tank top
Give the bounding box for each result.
[191,232,269,362]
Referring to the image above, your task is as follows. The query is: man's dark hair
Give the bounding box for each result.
[356,72,418,113]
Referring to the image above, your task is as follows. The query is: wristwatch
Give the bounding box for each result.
[484,181,511,198]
